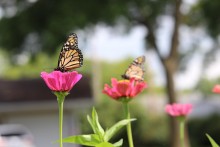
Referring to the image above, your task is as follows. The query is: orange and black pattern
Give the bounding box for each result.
[55,33,83,72]
[121,56,145,81]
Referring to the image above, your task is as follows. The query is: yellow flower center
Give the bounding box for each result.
[118,79,130,83]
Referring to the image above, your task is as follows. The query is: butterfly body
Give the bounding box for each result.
[121,56,145,81]
[55,33,83,72]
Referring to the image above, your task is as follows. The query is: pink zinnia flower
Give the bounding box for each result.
[212,85,220,94]
[41,71,82,92]
[165,103,192,117]
[103,78,147,101]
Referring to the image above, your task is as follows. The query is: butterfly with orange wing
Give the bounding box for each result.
[54,33,83,72]
[121,56,145,81]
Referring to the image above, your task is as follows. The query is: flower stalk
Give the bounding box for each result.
[123,101,134,147]
[178,117,185,147]
[54,92,69,147]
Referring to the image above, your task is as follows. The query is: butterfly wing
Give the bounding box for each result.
[55,33,83,72]
[57,47,83,72]
[121,56,145,81]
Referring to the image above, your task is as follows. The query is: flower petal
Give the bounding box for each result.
[103,78,147,101]
[130,81,147,97]
[41,71,82,92]
[213,85,220,93]
[116,81,130,96]
[165,103,192,117]
[103,84,121,99]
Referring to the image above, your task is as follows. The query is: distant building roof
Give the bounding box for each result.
[0,76,92,103]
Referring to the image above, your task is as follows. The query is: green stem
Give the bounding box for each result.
[123,102,134,147]
[179,117,185,147]
[58,99,64,147]
[55,92,68,147]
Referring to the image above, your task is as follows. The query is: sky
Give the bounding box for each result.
[83,25,146,61]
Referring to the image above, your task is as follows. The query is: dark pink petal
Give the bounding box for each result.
[51,71,62,90]
[47,78,59,91]
[64,71,82,91]
[41,72,59,90]
[41,71,82,92]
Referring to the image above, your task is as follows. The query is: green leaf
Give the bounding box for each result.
[104,118,136,141]
[61,134,101,146]
[87,108,105,142]
[113,139,123,147]
[87,115,96,133]
[92,107,105,136]
[95,142,115,147]
[206,134,220,147]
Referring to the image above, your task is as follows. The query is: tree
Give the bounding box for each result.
[1,0,218,146]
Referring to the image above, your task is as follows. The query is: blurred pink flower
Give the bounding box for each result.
[212,85,220,94]
[165,103,192,117]
[103,78,147,101]
[41,71,82,92]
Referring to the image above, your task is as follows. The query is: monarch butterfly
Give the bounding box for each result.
[54,33,83,72]
[121,56,145,81]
